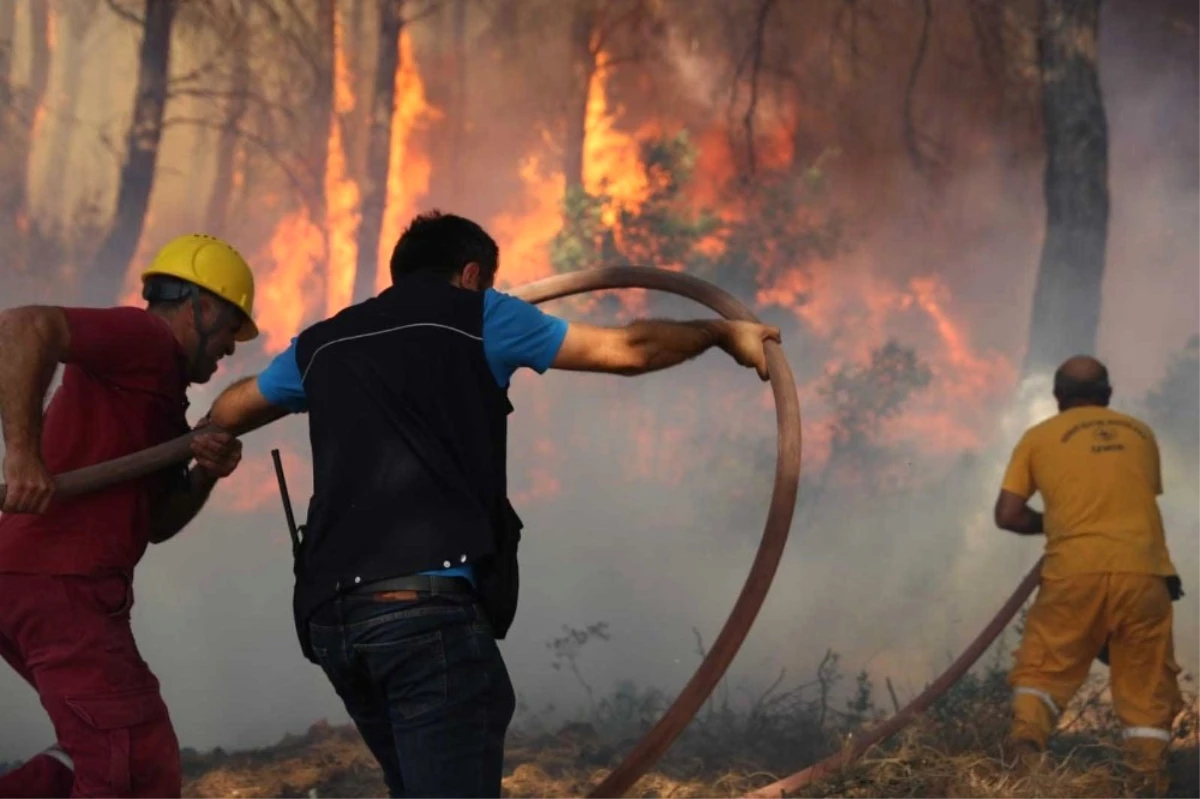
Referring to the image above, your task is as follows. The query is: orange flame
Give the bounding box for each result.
[376,29,438,292]
[255,209,325,354]
[583,53,650,221]
[491,153,564,287]
[323,6,361,317]
[491,50,652,288]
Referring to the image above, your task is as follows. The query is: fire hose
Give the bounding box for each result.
[0,266,1039,798]
[0,267,799,796]
[744,559,1041,797]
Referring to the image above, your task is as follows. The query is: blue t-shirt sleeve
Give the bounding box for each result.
[482,289,569,387]
[256,338,308,413]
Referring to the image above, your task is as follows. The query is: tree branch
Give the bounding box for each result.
[162,84,297,124]
[743,0,775,176]
[160,114,312,207]
[903,0,933,173]
[102,0,144,26]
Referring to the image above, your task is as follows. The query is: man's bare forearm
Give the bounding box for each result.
[209,376,290,435]
[0,307,69,456]
[1007,507,1044,535]
[625,320,730,375]
[149,467,218,544]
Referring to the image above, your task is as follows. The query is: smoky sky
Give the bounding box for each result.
[1,1,1197,765]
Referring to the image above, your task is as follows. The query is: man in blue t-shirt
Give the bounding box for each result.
[207,211,780,797]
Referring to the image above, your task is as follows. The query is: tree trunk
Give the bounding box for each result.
[22,0,51,144]
[0,1,16,212]
[342,0,370,176]
[1023,0,1109,375]
[352,0,403,303]
[564,0,598,192]
[85,0,178,302]
[1,0,50,220]
[203,27,249,234]
[42,0,98,224]
[448,0,467,205]
[307,0,336,222]
[0,1,13,107]
[492,0,519,63]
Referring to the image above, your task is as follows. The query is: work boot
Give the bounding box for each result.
[1122,737,1171,797]
[1123,768,1170,798]
[1000,737,1045,776]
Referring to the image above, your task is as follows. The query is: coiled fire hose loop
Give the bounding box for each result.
[744,558,1042,798]
[0,267,803,799]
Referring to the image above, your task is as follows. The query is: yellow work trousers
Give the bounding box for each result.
[1008,572,1183,775]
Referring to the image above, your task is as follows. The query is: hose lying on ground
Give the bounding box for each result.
[744,558,1042,798]
[0,266,803,799]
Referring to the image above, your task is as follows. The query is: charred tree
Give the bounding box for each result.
[448,0,467,204]
[307,0,336,223]
[1023,0,1109,375]
[0,1,16,151]
[425,0,468,207]
[203,1,251,234]
[564,0,599,192]
[352,0,404,304]
[86,0,178,302]
[43,0,100,223]
[342,0,371,174]
[490,0,520,63]
[0,0,50,220]
[23,4,50,133]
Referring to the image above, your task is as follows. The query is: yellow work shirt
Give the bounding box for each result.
[1001,406,1176,580]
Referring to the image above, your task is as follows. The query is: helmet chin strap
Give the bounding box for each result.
[145,277,236,376]
[187,288,236,375]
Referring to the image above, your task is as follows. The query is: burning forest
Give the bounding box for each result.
[0,0,1197,797]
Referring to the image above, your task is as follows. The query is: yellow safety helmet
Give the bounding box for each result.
[140,233,259,341]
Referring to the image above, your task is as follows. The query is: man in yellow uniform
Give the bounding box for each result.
[994,355,1183,790]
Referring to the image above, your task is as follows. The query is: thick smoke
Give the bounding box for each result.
[1,0,1196,765]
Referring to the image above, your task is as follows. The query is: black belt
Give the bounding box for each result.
[349,574,474,596]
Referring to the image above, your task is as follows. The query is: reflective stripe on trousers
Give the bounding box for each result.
[1013,686,1060,717]
[1123,726,1172,742]
[1007,573,1183,754]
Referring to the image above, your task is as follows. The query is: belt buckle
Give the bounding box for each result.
[371,589,420,603]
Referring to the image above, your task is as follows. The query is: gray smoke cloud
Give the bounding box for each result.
[2,0,1196,766]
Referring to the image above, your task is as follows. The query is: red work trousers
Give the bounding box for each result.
[0,573,182,798]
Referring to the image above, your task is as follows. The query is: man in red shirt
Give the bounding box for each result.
[0,234,257,798]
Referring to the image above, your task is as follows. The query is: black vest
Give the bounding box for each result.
[291,275,517,650]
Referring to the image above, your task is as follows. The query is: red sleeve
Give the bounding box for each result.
[62,307,179,379]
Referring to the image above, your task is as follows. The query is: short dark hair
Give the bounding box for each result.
[388,211,499,284]
[1053,364,1112,406]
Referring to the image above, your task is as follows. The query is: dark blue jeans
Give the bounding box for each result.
[307,592,515,798]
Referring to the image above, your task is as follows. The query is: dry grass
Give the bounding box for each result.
[174,662,1200,796]
[781,717,1198,798]
[174,715,1200,796]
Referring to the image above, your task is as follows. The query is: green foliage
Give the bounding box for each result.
[706,168,843,303]
[548,186,612,274]
[820,340,934,453]
[811,339,934,495]
[549,131,719,276]
[547,128,839,309]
